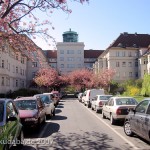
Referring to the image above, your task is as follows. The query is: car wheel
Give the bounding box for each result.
[124,121,133,136]
[53,109,55,116]
[16,130,24,148]
[102,111,106,119]
[110,114,115,125]
[91,106,94,110]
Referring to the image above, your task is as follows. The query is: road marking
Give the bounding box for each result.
[82,104,140,150]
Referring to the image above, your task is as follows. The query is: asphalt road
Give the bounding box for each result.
[11,97,150,150]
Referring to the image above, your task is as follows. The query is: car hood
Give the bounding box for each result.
[19,109,38,118]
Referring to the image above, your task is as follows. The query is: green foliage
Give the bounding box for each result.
[123,85,140,96]
[64,86,76,94]
[141,73,150,96]
[10,88,40,98]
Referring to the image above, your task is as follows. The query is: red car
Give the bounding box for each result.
[14,96,46,128]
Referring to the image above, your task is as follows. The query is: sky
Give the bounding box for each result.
[32,0,150,51]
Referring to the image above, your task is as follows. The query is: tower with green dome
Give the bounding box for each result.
[63,28,78,42]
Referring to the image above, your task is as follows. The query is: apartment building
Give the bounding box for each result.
[44,29,103,74]
[93,32,150,82]
[0,33,27,93]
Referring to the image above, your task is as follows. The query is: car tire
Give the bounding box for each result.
[110,114,115,125]
[16,130,24,148]
[91,106,94,110]
[102,111,106,119]
[124,121,133,136]
[53,109,55,116]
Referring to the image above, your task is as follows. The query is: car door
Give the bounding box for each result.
[131,100,149,136]
[6,101,19,144]
[142,102,150,140]
[92,96,97,108]
[103,98,114,118]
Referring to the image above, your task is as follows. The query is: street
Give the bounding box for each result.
[11,97,150,150]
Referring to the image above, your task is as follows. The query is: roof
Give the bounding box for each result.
[84,50,104,58]
[14,96,36,101]
[108,32,150,49]
[44,50,57,58]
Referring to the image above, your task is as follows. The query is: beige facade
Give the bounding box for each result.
[26,48,50,87]
[56,42,85,74]
[0,39,27,93]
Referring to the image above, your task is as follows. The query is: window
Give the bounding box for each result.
[1,77,4,86]
[116,51,119,57]
[60,57,64,61]
[32,62,37,67]
[78,50,81,54]
[61,64,64,68]
[16,67,18,73]
[129,72,132,77]
[16,54,18,60]
[135,72,138,77]
[68,57,74,61]
[67,50,74,54]
[144,59,148,64]
[116,62,120,67]
[16,80,18,87]
[60,50,64,54]
[128,51,132,57]
[136,100,149,114]
[67,64,75,68]
[122,62,126,67]
[135,61,138,67]
[2,60,4,68]
[128,62,132,67]
[122,51,126,57]
[21,57,25,64]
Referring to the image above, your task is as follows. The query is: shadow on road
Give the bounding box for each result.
[55,108,62,114]
[36,131,132,150]
[23,122,60,138]
[56,105,64,108]
[51,115,67,121]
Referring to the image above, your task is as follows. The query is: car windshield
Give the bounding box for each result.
[99,96,112,100]
[15,100,37,110]
[0,102,4,122]
[116,98,138,105]
[40,95,51,104]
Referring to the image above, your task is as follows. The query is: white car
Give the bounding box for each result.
[91,95,113,113]
[34,94,55,118]
[102,96,138,125]
[82,89,105,108]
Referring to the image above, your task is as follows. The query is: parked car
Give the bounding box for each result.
[124,98,150,142]
[34,94,55,118]
[51,91,61,103]
[14,96,46,128]
[0,98,24,150]
[91,95,113,113]
[82,89,105,108]
[78,93,83,102]
[102,96,138,125]
[43,92,59,106]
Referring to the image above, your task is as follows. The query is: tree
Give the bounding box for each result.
[94,69,116,89]
[33,67,59,91]
[0,0,89,55]
[141,73,150,96]
[69,69,94,91]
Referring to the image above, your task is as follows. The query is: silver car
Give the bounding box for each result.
[34,94,55,119]
[102,96,138,125]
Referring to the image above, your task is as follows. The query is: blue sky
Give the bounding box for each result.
[33,0,150,50]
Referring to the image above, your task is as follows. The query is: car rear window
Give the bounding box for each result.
[40,95,51,104]
[116,98,138,105]
[0,102,4,122]
[15,100,37,110]
[99,96,112,100]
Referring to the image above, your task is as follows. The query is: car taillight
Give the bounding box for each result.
[116,108,122,115]
[99,101,103,107]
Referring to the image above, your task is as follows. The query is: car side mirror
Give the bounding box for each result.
[7,115,17,122]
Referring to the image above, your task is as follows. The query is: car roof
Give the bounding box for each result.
[112,96,134,99]
[14,96,37,101]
